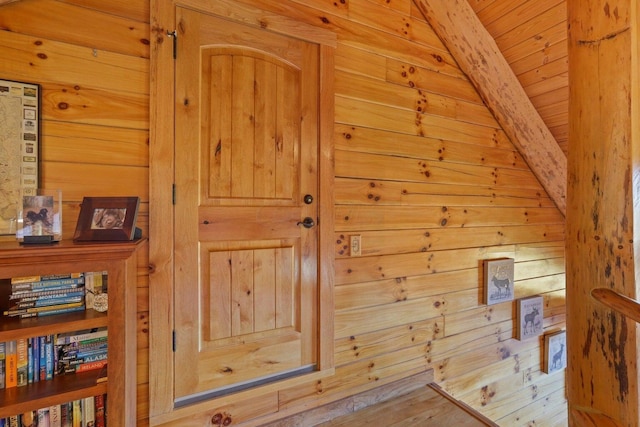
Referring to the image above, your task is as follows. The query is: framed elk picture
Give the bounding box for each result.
[543,330,567,374]
[517,296,544,340]
[483,258,515,305]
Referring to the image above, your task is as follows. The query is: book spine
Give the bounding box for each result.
[4,301,84,317]
[37,408,50,427]
[94,394,106,427]
[5,341,16,388]
[9,289,86,301]
[75,359,108,373]
[56,328,108,345]
[39,335,46,381]
[27,305,85,318]
[0,342,5,389]
[72,400,81,427]
[11,277,85,291]
[27,337,34,384]
[49,405,62,427]
[16,295,84,309]
[82,396,95,427]
[45,334,54,380]
[10,272,83,284]
[16,338,27,387]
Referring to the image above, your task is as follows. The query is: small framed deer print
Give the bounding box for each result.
[544,330,566,374]
[516,296,544,340]
[483,258,515,305]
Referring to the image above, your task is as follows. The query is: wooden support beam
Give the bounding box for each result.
[566,0,640,425]
[412,0,567,216]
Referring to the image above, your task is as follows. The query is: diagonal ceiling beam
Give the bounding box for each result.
[0,0,21,5]
[413,0,567,216]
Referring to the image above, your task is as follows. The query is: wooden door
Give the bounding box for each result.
[173,7,319,402]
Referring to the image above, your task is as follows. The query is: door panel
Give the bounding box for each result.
[174,7,319,401]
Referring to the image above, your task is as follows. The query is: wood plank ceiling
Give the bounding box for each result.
[469,0,568,155]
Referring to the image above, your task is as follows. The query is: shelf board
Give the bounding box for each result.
[0,370,108,417]
[0,310,108,341]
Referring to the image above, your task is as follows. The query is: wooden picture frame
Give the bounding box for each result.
[73,197,140,241]
[483,258,515,305]
[543,330,567,374]
[516,296,544,340]
[0,78,40,235]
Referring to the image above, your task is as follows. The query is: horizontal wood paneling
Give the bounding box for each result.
[1,0,567,425]
[0,0,150,423]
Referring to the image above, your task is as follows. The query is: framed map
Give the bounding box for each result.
[0,79,40,235]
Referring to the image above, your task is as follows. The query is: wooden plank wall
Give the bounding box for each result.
[0,0,567,425]
[0,0,152,423]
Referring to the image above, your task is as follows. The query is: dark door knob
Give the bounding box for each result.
[297,217,315,228]
[303,194,314,204]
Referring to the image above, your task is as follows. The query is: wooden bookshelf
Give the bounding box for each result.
[0,239,143,424]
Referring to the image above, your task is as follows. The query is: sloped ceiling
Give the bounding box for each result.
[470,0,568,155]
[414,0,568,214]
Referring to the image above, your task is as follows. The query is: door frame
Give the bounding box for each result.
[149,0,336,422]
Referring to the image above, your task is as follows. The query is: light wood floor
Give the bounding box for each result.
[316,384,497,427]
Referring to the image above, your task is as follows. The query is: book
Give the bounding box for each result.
[72,400,81,427]
[16,295,84,309]
[56,328,108,345]
[49,405,62,427]
[4,301,84,317]
[76,358,108,373]
[27,337,34,384]
[16,338,28,387]
[94,394,106,427]
[23,305,85,319]
[9,289,86,301]
[82,396,95,427]
[0,342,5,389]
[45,334,54,380]
[10,273,83,285]
[37,408,50,427]
[96,364,108,384]
[11,276,85,292]
[5,341,17,388]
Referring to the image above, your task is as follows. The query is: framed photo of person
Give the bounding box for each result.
[73,196,140,241]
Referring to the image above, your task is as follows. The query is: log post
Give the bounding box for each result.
[566,1,640,425]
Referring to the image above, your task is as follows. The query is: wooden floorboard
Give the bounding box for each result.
[315,384,497,427]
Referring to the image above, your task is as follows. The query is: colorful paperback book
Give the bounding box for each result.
[10,272,83,284]
[82,396,95,427]
[16,338,28,386]
[4,301,84,317]
[94,393,106,427]
[24,305,85,318]
[49,405,62,427]
[11,276,85,292]
[56,328,108,345]
[27,337,34,384]
[9,289,86,301]
[45,334,54,380]
[37,408,50,427]
[16,295,84,309]
[5,341,17,388]
[0,342,5,389]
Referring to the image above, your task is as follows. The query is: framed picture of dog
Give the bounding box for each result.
[516,295,544,340]
[73,196,140,241]
[483,258,515,305]
[16,189,62,244]
[543,330,566,374]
